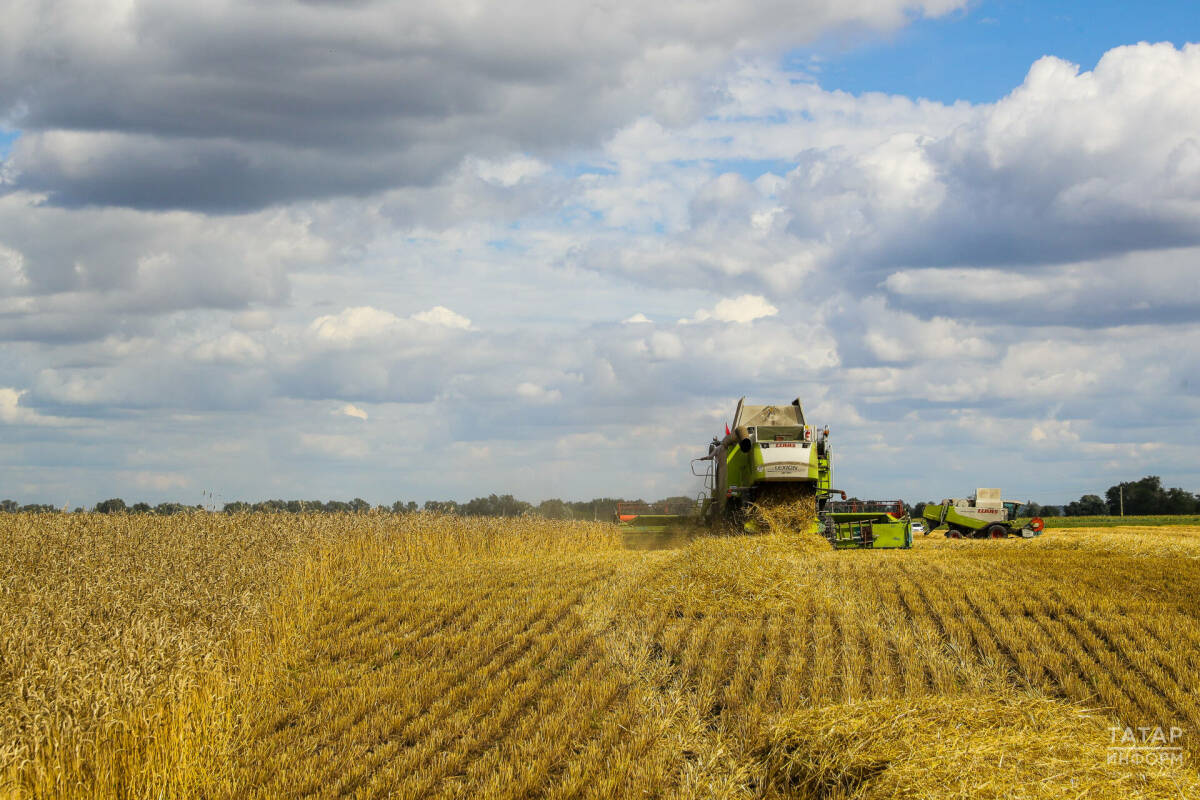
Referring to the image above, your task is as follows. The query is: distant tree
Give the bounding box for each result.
[349,498,370,513]
[657,495,698,515]
[130,502,152,514]
[536,499,572,519]
[95,498,127,514]
[1039,505,1061,517]
[1107,477,1162,515]
[223,501,250,513]
[0,499,17,513]
[1163,487,1200,515]
[566,498,627,521]
[155,502,187,515]
[1064,494,1107,516]
[424,500,459,514]
[461,494,533,517]
[391,501,418,513]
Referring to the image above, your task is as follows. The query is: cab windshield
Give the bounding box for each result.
[755,426,804,441]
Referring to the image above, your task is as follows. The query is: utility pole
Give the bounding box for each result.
[1119,485,1124,517]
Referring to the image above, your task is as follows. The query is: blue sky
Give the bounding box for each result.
[0,1,1198,509]
[0,130,17,158]
[795,0,1198,102]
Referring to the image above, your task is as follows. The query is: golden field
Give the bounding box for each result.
[2,513,1199,799]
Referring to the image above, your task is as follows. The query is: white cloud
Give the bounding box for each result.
[339,403,369,421]
[683,294,779,324]
[412,305,471,329]
[2,0,966,211]
[472,155,549,187]
[0,387,69,426]
[859,297,994,363]
[0,388,32,424]
[4,38,1200,506]
[515,382,562,404]
[310,306,402,343]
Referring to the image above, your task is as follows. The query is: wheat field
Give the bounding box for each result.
[2,513,1199,799]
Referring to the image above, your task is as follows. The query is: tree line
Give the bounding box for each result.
[0,494,691,520]
[2,477,1195,519]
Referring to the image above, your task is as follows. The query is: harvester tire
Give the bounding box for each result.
[986,524,1007,539]
[947,529,962,539]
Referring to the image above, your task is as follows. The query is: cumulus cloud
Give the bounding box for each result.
[309,304,472,346]
[412,306,471,329]
[683,294,779,324]
[578,43,1200,311]
[0,387,80,426]
[3,31,1200,506]
[311,307,403,344]
[0,193,325,343]
[0,0,964,211]
[0,388,42,424]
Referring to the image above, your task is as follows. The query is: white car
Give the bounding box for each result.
[910,519,927,535]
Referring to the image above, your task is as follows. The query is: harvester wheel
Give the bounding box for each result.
[986,524,1008,539]
[947,529,962,539]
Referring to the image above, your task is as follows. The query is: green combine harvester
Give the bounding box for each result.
[922,489,1045,538]
[617,397,914,549]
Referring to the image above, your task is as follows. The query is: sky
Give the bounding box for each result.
[1,0,1198,509]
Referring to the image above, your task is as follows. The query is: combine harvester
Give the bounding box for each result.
[922,489,1045,539]
[618,397,913,549]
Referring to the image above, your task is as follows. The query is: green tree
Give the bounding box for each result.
[1101,476,1198,515]
[536,499,572,519]
[94,498,127,514]
[1064,494,1107,516]
[461,494,533,517]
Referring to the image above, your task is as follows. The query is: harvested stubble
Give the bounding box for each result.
[758,693,1189,799]
[2,514,1199,799]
